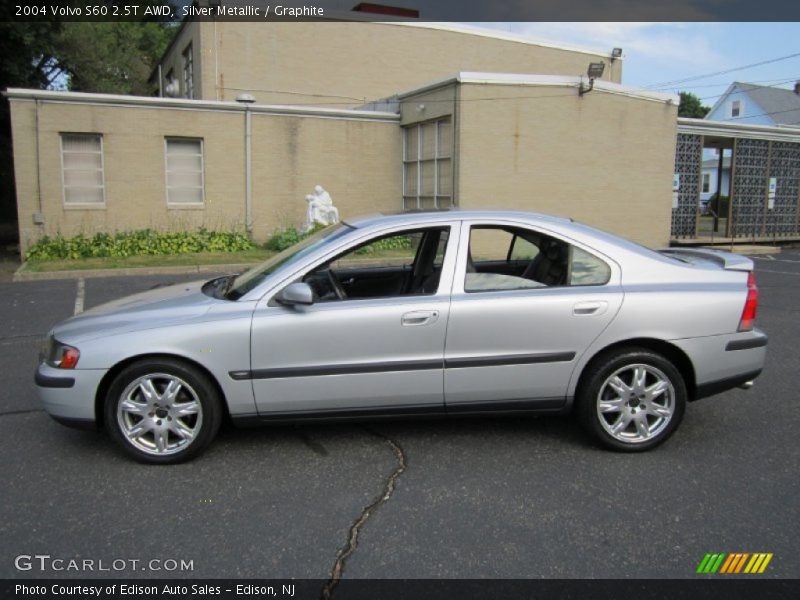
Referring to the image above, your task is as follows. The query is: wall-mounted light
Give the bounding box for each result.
[579,62,605,96]
[611,48,623,62]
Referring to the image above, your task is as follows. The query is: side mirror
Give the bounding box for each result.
[276,282,315,306]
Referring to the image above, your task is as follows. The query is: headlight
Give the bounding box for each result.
[46,338,81,369]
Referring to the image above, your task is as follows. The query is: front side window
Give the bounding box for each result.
[227,224,352,300]
[731,100,741,118]
[702,173,711,193]
[464,226,610,292]
[60,133,105,205]
[403,118,452,210]
[304,227,451,302]
[182,43,194,99]
[165,138,204,205]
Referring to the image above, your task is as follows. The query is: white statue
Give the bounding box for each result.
[303,185,339,231]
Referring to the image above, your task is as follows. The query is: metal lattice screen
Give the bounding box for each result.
[671,134,702,238]
[765,142,800,237]
[730,139,770,238]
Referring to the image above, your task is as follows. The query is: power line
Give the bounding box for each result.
[695,79,800,102]
[717,106,800,123]
[643,51,800,90]
[665,76,800,92]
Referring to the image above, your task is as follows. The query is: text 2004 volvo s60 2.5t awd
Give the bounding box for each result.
[35,210,767,463]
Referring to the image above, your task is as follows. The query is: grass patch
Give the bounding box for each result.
[23,249,274,273]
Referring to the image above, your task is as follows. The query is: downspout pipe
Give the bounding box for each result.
[236,94,256,236]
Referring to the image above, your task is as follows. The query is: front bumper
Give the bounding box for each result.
[34,362,108,428]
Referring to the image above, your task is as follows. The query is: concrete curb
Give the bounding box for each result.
[12,262,258,282]
[727,246,781,256]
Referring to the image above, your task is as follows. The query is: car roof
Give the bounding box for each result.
[343,209,573,229]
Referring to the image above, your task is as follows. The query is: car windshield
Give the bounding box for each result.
[225,223,353,300]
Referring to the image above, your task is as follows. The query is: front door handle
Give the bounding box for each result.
[401,310,439,326]
[573,301,608,316]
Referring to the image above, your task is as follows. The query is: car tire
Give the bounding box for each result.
[104,358,222,464]
[577,347,686,452]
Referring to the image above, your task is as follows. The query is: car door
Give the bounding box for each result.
[444,220,623,412]
[249,223,459,417]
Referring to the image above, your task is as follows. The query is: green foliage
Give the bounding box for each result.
[354,235,412,255]
[265,227,304,251]
[55,20,177,95]
[265,224,326,251]
[26,229,256,261]
[678,91,711,118]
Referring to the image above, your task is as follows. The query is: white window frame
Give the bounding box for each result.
[182,43,194,99]
[730,99,742,118]
[402,117,453,210]
[702,173,711,193]
[59,133,106,209]
[164,137,205,208]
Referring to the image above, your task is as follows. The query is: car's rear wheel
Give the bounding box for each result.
[577,348,686,451]
[104,358,222,464]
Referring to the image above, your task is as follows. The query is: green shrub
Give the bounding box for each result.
[26,229,256,261]
[354,234,412,255]
[264,224,327,252]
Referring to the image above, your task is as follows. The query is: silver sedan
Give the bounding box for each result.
[35,211,767,463]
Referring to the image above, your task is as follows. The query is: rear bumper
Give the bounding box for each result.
[34,362,106,425]
[672,328,767,401]
[695,369,762,401]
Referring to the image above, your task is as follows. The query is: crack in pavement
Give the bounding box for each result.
[321,427,406,600]
[0,333,45,344]
[0,408,44,417]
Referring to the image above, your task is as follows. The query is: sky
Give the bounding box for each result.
[475,22,800,108]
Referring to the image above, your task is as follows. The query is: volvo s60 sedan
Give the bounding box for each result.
[35,210,767,463]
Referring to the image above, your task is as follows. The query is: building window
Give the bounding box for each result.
[182,43,194,99]
[403,118,452,210]
[165,138,204,205]
[702,173,711,193]
[731,100,742,118]
[60,133,105,205]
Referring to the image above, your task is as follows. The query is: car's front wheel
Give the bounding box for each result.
[104,358,222,464]
[577,348,686,451]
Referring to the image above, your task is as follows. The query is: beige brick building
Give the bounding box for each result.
[5,18,680,253]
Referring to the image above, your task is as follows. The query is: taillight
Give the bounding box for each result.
[738,271,758,332]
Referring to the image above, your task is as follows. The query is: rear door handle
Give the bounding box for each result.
[401,310,439,326]
[573,301,608,316]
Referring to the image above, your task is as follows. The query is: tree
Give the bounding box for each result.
[0,3,178,242]
[678,91,710,118]
[54,21,176,95]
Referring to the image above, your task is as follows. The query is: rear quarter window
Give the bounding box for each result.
[570,247,611,286]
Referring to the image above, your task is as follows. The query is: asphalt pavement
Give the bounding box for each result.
[0,254,798,581]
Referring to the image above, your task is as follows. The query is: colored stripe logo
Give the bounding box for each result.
[696,553,773,574]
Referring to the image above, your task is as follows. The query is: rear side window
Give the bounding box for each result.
[570,247,611,286]
[465,225,611,292]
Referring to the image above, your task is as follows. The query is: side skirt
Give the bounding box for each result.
[230,397,570,427]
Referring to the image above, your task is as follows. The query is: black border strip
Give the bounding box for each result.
[229,352,576,380]
[445,352,575,369]
[34,371,75,389]
[695,369,763,401]
[725,336,768,351]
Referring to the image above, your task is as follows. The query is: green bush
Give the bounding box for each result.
[26,229,256,261]
[265,224,327,252]
[354,234,412,255]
